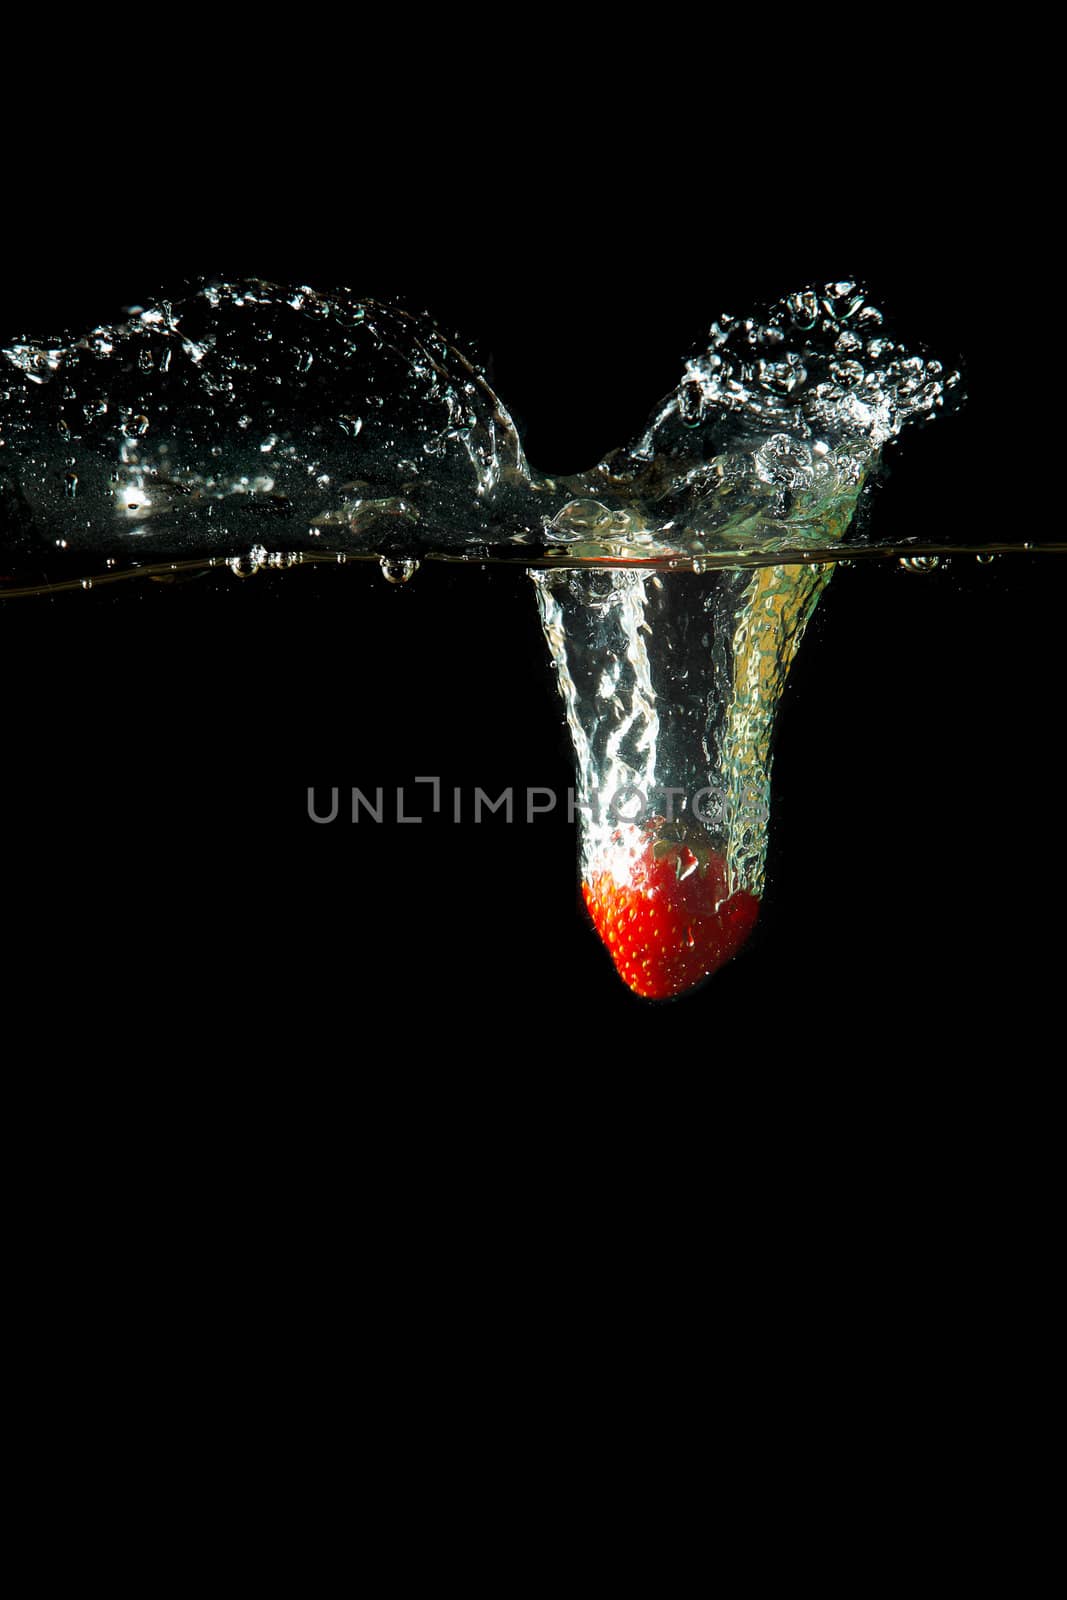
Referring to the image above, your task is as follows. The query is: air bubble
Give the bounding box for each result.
[228,544,268,578]
[380,557,419,585]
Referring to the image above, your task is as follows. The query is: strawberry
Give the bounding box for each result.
[582,830,759,1000]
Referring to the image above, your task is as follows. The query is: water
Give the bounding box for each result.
[2,275,1061,591]
[0,274,1035,590]
[2,278,1059,1000]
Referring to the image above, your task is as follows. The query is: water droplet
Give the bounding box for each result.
[899,555,940,573]
[976,552,998,565]
[81,578,92,590]
[380,556,419,585]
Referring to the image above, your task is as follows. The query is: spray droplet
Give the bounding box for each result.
[380,556,419,585]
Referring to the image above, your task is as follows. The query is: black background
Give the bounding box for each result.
[1,35,1060,1476]
[1,51,1058,1078]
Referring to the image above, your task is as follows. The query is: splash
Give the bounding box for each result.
[0,276,962,582]
[0,278,982,998]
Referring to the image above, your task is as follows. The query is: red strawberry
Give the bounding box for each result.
[582,832,759,1000]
